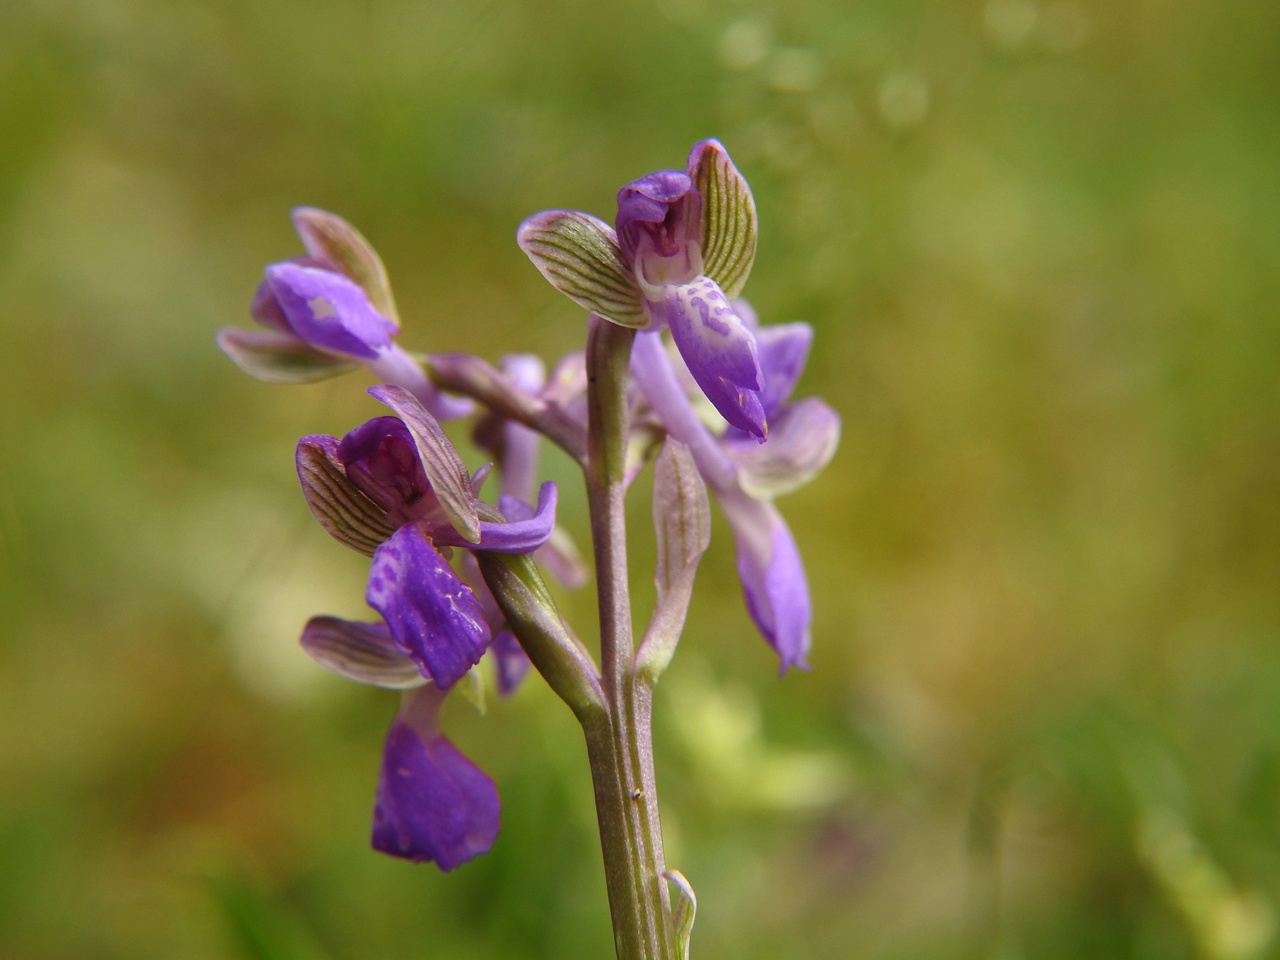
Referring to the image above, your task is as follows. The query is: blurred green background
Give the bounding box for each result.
[2,0,1279,957]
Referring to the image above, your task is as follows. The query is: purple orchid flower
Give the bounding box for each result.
[518,139,767,438]
[299,618,498,870]
[630,307,839,673]
[218,208,471,421]
[293,384,560,868]
[299,386,558,690]
[472,354,546,506]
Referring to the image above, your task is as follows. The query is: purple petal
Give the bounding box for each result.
[472,354,546,504]
[665,279,767,440]
[432,482,558,554]
[754,322,813,419]
[501,353,547,395]
[300,616,425,689]
[266,262,397,359]
[367,524,491,690]
[721,496,812,672]
[372,687,499,870]
[496,493,535,523]
[616,171,703,289]
[338,416,440,528]
[249,255,330,332]
[726,397,841,499]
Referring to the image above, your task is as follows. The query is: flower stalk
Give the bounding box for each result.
[583,316,677,960]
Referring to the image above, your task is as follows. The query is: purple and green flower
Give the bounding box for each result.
[218,208,470,421]
[518,139,767,439]
[294,385,558,868]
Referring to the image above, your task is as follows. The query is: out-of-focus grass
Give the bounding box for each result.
[2,0,1279,957]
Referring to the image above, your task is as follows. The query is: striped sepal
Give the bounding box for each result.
[369,385,482,544]
[216,327,357,383]
[300,615,425,689]
[517,210,646,328]
[688,139,757,299]
[292,207,400,326]
[296,436,396,556]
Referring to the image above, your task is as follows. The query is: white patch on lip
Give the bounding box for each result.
[307,296,337,320]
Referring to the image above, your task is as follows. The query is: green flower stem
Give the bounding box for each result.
[583,316,676,960]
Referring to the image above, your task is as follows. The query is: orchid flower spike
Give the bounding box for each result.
[218,207,471,421]
[518,140,768,439]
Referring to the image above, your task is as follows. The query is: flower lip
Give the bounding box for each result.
[368,523,491,690]
[664,281,767,440]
